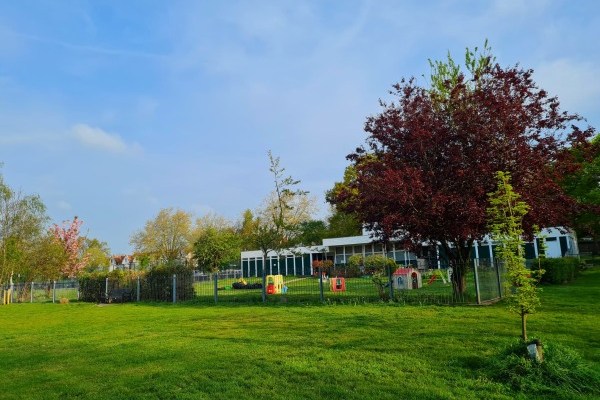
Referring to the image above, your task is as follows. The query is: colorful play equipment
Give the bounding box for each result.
[392,267,422,290]
[266,274,284,295]
[329,276,346,292]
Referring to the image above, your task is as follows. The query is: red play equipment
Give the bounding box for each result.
[330,276,346,292]
[427,274,437,285]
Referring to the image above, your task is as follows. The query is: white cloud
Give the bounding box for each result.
[72,123,138,153]
[57,200,72,211]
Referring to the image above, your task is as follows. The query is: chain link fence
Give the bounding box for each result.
[2,259,505,306]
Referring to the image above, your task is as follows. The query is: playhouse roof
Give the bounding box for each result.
[393,267,417,275]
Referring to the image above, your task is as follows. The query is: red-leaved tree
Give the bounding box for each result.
[329,48,594,295]
[51,216,89,278]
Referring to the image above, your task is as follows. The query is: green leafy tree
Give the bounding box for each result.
[251,151,313,300]
[0,172,48,285]
[238,209,257,251]
[561,133,600,241]
[364,254,396,300]
[488,171,544,341]
[298,220,328,246]
[130,208,192,264]
[194,227,240,273]
[325,208,362,238]
[81,238,111,271]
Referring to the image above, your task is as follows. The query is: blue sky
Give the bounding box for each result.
[1,0,599,254]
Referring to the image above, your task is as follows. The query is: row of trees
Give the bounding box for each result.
[129,151,361,273]
[0,171,111,286]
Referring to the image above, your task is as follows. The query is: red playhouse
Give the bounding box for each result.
[329,276,346,292]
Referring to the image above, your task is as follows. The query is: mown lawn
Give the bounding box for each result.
[1,269,598,400]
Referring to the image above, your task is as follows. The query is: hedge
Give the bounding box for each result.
[78,264,194,302]
[534,257,580,284]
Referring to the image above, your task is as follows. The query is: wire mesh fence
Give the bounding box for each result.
[1,259,506,306]
[1,280,80,304]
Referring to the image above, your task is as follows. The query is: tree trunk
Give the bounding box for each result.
[521,309,528,342]
[451,264,467,297]
[443,239,473,297]
[261,251,267,303]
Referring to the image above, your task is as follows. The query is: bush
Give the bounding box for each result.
[534,258,579,284]
[485,340,600,398]
[142,264,194,301]
[79,270,138,302]
[78,264,194,303]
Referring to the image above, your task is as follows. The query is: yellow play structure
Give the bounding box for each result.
[266,274,284,295]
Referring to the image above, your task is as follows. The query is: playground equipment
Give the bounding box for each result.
[266,275,284,295]
[392,268,422,290]
[329,277,346,292]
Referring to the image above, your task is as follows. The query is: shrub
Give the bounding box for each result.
[534,258,579,284]
[141,263,194,301]
[485,340,600,397]
[78,264,194,303]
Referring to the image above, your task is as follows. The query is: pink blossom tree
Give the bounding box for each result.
[51,216,89,278]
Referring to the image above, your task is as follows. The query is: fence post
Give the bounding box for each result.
[105,277,109,301]
[136,276,141,302]
[495,259,503,298]
[319,267,324,302]
[213,273,218,304]
[172,274,177,304]
[388,264,395,301]
[261,268,266,303]
[473,260,481,305]
[52,280,56,303]
[31,282,34,303]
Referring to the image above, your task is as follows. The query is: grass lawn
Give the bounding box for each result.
[1,269,598,400]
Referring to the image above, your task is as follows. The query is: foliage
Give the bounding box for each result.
[143,263,194,301]
[488,171,543,341]
[51,217,90,278]
[328,42,594,296]
[311,259,333,271]
[238,209,257,251]
[364,254,396,300]
[535,257,580,284]
[0,172,48,285]
[193,227,240,273]
[130,208,192,263]
[485,340,600,398]
[78,270,135,302]
[81,238,111,271]
[23,232,67,281]
[297,220,327,246]
[561,133,600,239]
[347,254,364,269]
[250,151,313,300]
[325,207,362,238]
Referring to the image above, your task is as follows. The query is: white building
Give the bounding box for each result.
[240,227,579,277]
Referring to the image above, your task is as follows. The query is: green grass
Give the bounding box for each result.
[193,272,500,304]
[1,269,599,400]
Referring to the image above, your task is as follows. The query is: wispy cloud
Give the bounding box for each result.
[57,200,72,211]
[534,58,600,114]
[9,30,166,61]
[72,123,140,154]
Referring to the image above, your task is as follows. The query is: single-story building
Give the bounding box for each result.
[240,227,579,277]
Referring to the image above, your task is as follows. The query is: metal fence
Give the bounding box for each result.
[1,259,506,306]
[1,280,80,304]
